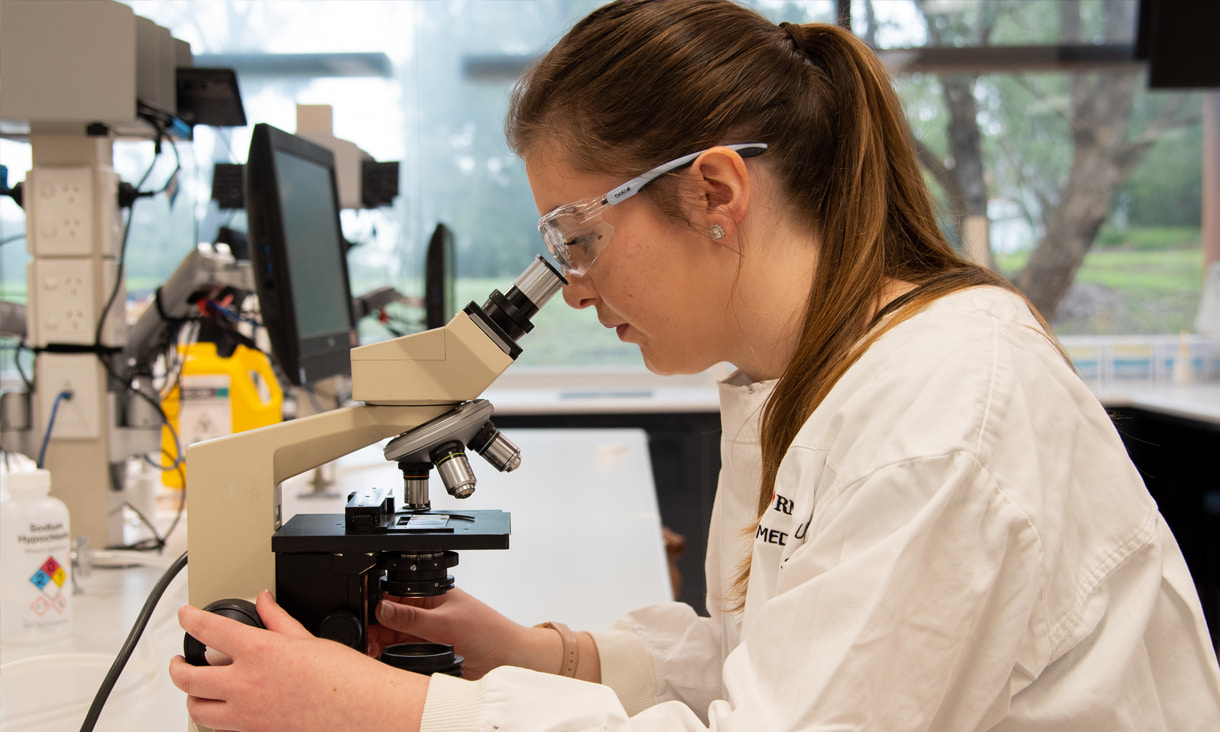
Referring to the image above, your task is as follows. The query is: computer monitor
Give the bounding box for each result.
[245,123,357,387]
[425,222,456,330]
[1137,0,1220,89]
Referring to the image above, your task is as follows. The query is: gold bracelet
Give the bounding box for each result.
[535,621,579,677]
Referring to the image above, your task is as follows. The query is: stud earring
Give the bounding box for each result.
[710,224,726,240]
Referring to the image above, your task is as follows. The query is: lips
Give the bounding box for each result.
[600,319,629,340]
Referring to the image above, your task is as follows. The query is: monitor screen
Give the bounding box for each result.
[425,222,456,330]
[245,123,357,387]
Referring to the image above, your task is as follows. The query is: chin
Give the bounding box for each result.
[640,349,708,377]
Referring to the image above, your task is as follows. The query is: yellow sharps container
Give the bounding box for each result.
[160,341,283,488]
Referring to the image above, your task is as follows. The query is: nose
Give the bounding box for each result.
[561,271,597,310]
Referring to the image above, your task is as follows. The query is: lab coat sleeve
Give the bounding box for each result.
[592,602,729,717]
[419,604,727,730]
[419,449,1046,731]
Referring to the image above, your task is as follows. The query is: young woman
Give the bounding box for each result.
[171,1,1220,729]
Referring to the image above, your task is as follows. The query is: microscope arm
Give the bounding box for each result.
[186,402,450,608]
[125,246,255,369]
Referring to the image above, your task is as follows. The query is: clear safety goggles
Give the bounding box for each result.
[538,143,767,278]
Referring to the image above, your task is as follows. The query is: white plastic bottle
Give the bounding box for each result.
[1,469,73,643]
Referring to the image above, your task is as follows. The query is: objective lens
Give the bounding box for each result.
[471,423,521,473]
[431,441,476,498]
[398,461,431,511]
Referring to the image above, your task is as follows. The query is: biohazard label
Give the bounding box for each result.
[179,374,233,446]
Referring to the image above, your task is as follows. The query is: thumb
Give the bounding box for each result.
[257,590,312,638]
[376,597,436,638]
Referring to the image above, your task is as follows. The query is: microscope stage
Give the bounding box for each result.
[272,510,510,553]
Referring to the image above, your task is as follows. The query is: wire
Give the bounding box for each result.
[303,385,326,414]
[36,390,73,468]
[1,233,24,246]
[117,451,187,553]
[158,319,197,400]
[107,500,163,551]
[78,551,188,732]
[94,151,158,354]
[13,341,33,390]
[132,379,184,473]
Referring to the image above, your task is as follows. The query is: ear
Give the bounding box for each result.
[686,146,752,238]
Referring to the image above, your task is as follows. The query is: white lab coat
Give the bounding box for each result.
[420,286,1220,731]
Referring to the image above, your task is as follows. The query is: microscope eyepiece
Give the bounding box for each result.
[464,256,566,358]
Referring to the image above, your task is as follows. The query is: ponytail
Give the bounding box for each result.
[736,21,1023,611]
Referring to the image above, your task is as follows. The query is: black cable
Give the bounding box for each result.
[79,550,188,732]
[107,500,164,552]
[132,379,184,471]
[109,452,187,553]
[13,341,33,390]
[94,151,158,354]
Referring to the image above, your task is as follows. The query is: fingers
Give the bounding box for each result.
[184,694,231,732]
[255,589,312,638]
[365,624,421,658]
[169,654,231,701]
[178,604,248,662]
[178,592,311,666]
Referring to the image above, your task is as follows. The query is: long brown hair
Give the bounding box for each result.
[507,0,1049,609]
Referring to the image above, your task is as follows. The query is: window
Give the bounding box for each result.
[1,0,1207,383]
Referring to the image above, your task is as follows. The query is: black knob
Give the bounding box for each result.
[183,598,264,666]
[319,610,364,649]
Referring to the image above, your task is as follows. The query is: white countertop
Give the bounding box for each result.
[0,427,671,731]
[1089,380,1220,426]
[484,368,723,416]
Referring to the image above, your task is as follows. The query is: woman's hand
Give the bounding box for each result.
[170,590,428,732]
[369,588,560,680]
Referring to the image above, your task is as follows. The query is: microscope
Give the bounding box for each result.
[270,398,516,674]
[184,256,565,682]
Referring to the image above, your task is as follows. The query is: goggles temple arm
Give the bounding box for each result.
[602,143,768,208]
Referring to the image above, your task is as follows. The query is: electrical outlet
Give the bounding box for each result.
[35,354,103,440]
[26,257,125,348]
[27,167,94,257]
[28,259,97,346]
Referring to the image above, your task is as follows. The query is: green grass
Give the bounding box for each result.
[1095,226,1201,251]
[997,244,1204,335]
[998,247,1203,290]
